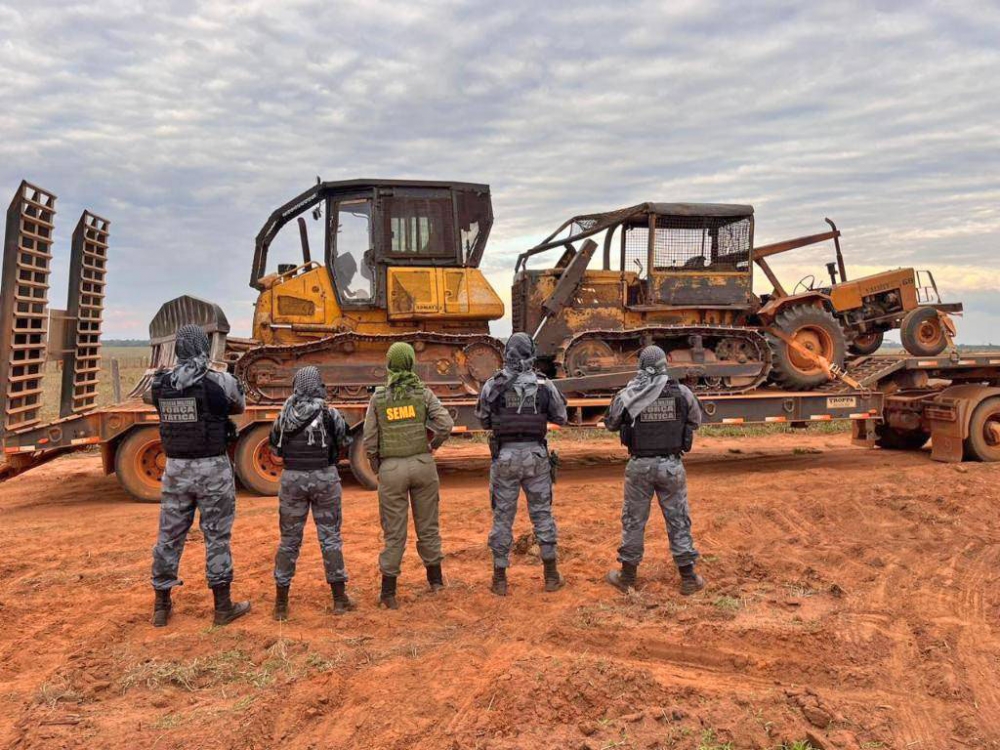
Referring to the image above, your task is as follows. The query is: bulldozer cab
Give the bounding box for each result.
[617,204,755,309]
[249,179,503,345]
[251,179,493,310]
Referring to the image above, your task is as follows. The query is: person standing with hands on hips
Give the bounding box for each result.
[604,345,705,596]
[363,342,454,610]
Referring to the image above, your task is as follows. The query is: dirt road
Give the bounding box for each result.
[1,433,998,749]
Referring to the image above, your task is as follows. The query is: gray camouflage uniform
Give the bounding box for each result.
[475,377,568,567]
[151,370,245,591]
[270,410,350,586]
[605,383,702,567]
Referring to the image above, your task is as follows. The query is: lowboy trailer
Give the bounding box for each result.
[3,181,1000,502]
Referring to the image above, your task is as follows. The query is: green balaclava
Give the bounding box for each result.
[386,342,424,398]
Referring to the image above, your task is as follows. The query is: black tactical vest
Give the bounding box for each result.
[152,372,231,459]
[621,381,690,458]
[490,378,550,444]
[277,410,338,471]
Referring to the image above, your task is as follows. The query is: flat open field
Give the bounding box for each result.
[1,433,999,750]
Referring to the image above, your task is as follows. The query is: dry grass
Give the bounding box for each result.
[39,346,148,422]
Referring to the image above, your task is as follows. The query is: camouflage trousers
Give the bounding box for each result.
[488,443,558,567]
[274,466,347,586]
[151,455,236,591]
[618,456,699,568]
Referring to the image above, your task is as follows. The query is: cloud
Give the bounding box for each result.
[0,0,997,343]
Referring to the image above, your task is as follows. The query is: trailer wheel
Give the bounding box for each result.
[115,427,165,503]
[234,424,282,496]
[963,397,1000,462]
[874,424,930,451]
[766,305,847,390]
[849,330,884,357]
[900,307,947,356]
[349,431,378,491]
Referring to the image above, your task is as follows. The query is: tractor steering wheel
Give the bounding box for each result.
[793,274,816,294]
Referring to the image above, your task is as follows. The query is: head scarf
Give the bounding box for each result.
[277,366,328,448]
[170,325,211,390]
[620,345,670,417]
[385,342,424,398]
[488,333,539,412]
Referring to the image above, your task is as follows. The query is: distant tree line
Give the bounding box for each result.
[103,339,150,347]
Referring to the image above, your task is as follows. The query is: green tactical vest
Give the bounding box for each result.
[374,386,429,458]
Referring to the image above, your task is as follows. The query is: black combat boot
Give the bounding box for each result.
[542,558,564,592]
[678,564,706,596]
[491,565,508,597]
[152,588,172,628]
[273,585,289,622]
[212,583,251,626]
[332,582,356,615]
[426,563,445,592]
[379,575,399,610]
[605,562,638,593]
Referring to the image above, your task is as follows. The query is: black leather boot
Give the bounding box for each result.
[491,565,508,597]
[332,582,355,615]
[426,563,445,592]
[273,585,289,622]
[605,562,638,593]
[542,558,564,592]
[678,564,706,595]
[379,575,398,610]
[152,588,172,628]
[212,583,251,626]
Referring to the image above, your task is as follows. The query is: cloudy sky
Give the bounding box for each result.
[1,0,998,342]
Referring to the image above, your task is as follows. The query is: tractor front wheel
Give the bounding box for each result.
[766,305,847,390]
[900,307,948,357]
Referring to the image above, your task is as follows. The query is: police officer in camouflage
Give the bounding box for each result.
[269,366,353,620]
[605,345,705,596]
[150,324,251,627]
[363,342,454,609]
[476,333,568,596]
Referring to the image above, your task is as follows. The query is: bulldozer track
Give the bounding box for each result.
[235,330,505,404]
[557,325,772,396]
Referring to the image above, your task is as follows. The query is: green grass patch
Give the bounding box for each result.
[713,595,742,612]
[699,729,734,750]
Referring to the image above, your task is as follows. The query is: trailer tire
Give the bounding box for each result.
[115,426,166,503]
[234,424,282,496]
[767,305,847,390]
[849,330,884,357]
[900,307,947,356]
[874,424,930,451]
[349,430,378,491]
[963,396,1000,462]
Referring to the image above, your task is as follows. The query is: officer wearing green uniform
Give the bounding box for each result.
[363,342,454,609]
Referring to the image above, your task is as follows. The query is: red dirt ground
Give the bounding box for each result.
[1,433,999,750]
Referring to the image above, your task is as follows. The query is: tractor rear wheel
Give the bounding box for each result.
[900,307,948,356]
[234,424,282,496]
[766,305,847,390]
[849,330,884,357]
[963,397,1000,462]
[115,426,166,503]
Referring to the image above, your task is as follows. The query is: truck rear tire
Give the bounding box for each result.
[963,396,1000,462]
[849,330,884,357]
[234,424,282,496]
[115,426,165,503]
[349,431,378,490]
[900,307,948,356]
[766,305,847,390]
[874,424,930,451]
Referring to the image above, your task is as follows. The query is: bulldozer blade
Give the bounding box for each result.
[0,181,57,435]
[59,211,110,417]
[128,295,231,399]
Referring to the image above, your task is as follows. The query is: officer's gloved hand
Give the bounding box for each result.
[368,454,380,473]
